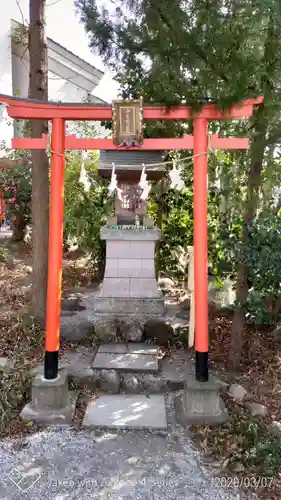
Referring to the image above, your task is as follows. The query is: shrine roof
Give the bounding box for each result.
[0,94,110,107]
[99,150,166,171]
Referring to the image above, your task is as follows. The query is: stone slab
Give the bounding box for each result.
[94,297,165,314]
[97,278,163,299]
[82,394,167,429]
[92,352,158,372]
[101,226,161,241]
[59,348,96,377]
[97,343,159,355]
[20,392,77,425]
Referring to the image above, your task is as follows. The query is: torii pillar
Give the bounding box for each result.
[193,117,209,382]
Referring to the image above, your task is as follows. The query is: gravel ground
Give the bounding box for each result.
[0,395,257,500]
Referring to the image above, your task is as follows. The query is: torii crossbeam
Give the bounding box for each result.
[0,94,263,382]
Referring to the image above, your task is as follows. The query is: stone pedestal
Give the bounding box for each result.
[99,226,163,300]
[20,370,77,425]
[93,227,165,341]
[175,374,229,426]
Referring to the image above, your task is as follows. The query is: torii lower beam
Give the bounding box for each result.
[1,94,263,382]
[12,134,249,151]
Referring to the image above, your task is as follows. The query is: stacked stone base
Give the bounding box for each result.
[93,296,165,342]
[90,369,184,394]
[94,296,165,315]
[20,370,77,425]
[175,374,229,425]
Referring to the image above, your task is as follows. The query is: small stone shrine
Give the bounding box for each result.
[93,99,166,341]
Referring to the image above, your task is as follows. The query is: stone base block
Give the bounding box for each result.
[175,375,229,426]
[31,370,69,411]
[94,297,165,315]
[21,369,78,426]
[82,394,167,430]
[20,392,77,425]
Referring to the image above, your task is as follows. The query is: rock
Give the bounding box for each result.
[6,256,16,270]
[161,358,185,390]
[0,357,14,372]
[143,319,174,346]
[100,369,120,393]
[60,313,93,342]
[176,310,189,320]
[93,317,117,342]
[121,374,141,393]
[209,278,235,308]
[268,421,281,437]
[155,430,169,438]
[62,296,85,312]
[230,462,245,473]
[228,383,248,401]
[272,323,281,341]
[117,318,143,342]
[246,402,267,417]
[127,323,143,342]
[142,374,167,393]
[179,296,190,311]
[158,277,174,291]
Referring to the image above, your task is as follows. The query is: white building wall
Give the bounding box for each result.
[0,0,107,150]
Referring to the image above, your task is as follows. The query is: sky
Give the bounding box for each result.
[17,0,120,102]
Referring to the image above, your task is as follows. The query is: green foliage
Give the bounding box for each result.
[64,151,111,273]
[147,154,223,276]
[0,158,32,226]
[242,421,281,476]
[0,368,31,436]
[213,212,281,324]
[0,246,7,263]
[75,0,281,106]
[242,215,281,324]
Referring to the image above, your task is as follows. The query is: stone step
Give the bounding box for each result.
[82,394,168,430]
[92,343,159,373]
[31,345,189,395]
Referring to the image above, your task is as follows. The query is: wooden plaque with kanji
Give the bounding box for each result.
[112,99,144,146]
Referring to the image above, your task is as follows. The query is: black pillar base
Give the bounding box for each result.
[44,351,59,380]
[195,351,208,382]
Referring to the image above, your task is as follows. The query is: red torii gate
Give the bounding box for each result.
[0,94,263,382]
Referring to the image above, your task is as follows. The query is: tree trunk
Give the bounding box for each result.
[227,14,276,371]
[228,104,270,369]
[228,111,268,370]
[11,214,27,242]
[29,0,49,323]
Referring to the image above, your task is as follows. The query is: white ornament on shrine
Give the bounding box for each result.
[79,151,91,192]
[169,160,185,189]
[108,163,123,200]
[139,164,151,200]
